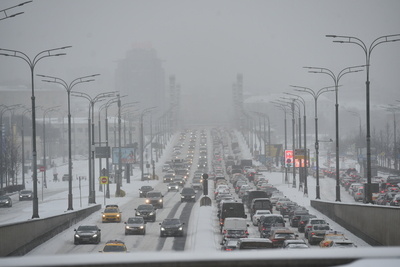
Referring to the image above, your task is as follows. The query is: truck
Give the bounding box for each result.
[240,159,253,169]
[221,217,249,240]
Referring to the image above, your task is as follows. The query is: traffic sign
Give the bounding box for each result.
[100,176,108,185]
[285,150,293,167]
[39,166,45,172]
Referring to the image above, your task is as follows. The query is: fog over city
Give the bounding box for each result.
[0,0,399,135]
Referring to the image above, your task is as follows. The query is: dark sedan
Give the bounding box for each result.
[74,225,101,244]
[0,195,12,207]
[180,187,196,202]
[139,186,154,198]
[135,204,156,222]
[159,218,185,237]
[19,190,33,201]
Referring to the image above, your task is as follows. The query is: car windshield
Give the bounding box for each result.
[127,218,144,224]
[275,233,295,239]
[147,192,161,197]
[137,205,153,211]
[163,219,180,225]
[104,208,118,213]
[141,186,152,190]
[20,191,32,194]
[103,245,126,252]
[77,225,97,231]
[182,188,194,193]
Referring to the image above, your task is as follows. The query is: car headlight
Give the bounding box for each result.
[75,234,80,238]
[125,226,130,229]
[102,215,106,218]
[139,190,143,193]
[139,226,144,229]
[145,200,150,203]
[178,227,183,231]
[136,212,141,215]
[191,195,195,198]
[149,212,154,215]
[159,199,163,203]
[181,196,184,198]
[161,227,165,231]
[117,214,120,217]
[93,234,98,238]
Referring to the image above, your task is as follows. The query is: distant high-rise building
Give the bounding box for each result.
[115,46,165,114]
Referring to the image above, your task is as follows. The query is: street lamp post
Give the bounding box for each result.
[37,73,99,210]
[284,93,308,196]
[0,1,32,21]
[0,46,71,218]
[140,107,156,181]
[21,108,32,188]
[303,65,364,202]
[326,33,400,203]
[293,85,335,199]
[42,106,60,189]
[72,91,115,203]
[271,102,289,183]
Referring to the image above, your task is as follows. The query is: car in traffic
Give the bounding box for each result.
[282,239,309,249]
[220,238,238,251]
[19,190,33,201]
[159,218,185,237]
[0,195,12,207]
[145,191,164,208]
[163,173,175,183]
[304,218,328,239]
[135,204,156,222]
[167,182,179,192]
[102,205,122,223]
[139,185,154,198]
[308,224,330,245]
[74,225,101,244]
[269,228,298,248]
[124,217,146,235]
[141,172,152,181]
[258,214,286,238]
[252,210,272,226]
[236,238,274,250]
[180,187,196,202]
[99,240,127,253]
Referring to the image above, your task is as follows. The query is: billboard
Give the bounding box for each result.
[112,147,136,164]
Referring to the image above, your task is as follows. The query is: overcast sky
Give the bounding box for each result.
[1,0,399,129]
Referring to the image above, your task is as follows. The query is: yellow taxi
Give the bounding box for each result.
[99,240,127,253]
[102,205,122,223]
[319,231,347,247]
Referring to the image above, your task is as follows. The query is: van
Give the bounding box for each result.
[218,202,247,231]
[250,198,272,219]
[245,190,269,208]
[222,218,249,239]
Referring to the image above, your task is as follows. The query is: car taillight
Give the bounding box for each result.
[307,226,312,229]
[262,228,266,231]
[245,231,249,235]
[223,230,227,234]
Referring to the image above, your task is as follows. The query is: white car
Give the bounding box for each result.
[252,210,272,226]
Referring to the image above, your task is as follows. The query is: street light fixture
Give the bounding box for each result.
[303,65,364,202]
[271,101,289,184]
[140,107,156,181]
[37,73,99,210]
[283,93,308,195]
[71,91,116,203]
[326,33,400,203]
[0,46,71,218]
[0,1,32,21]
[292,85,335,199]
[42,106,60,188]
